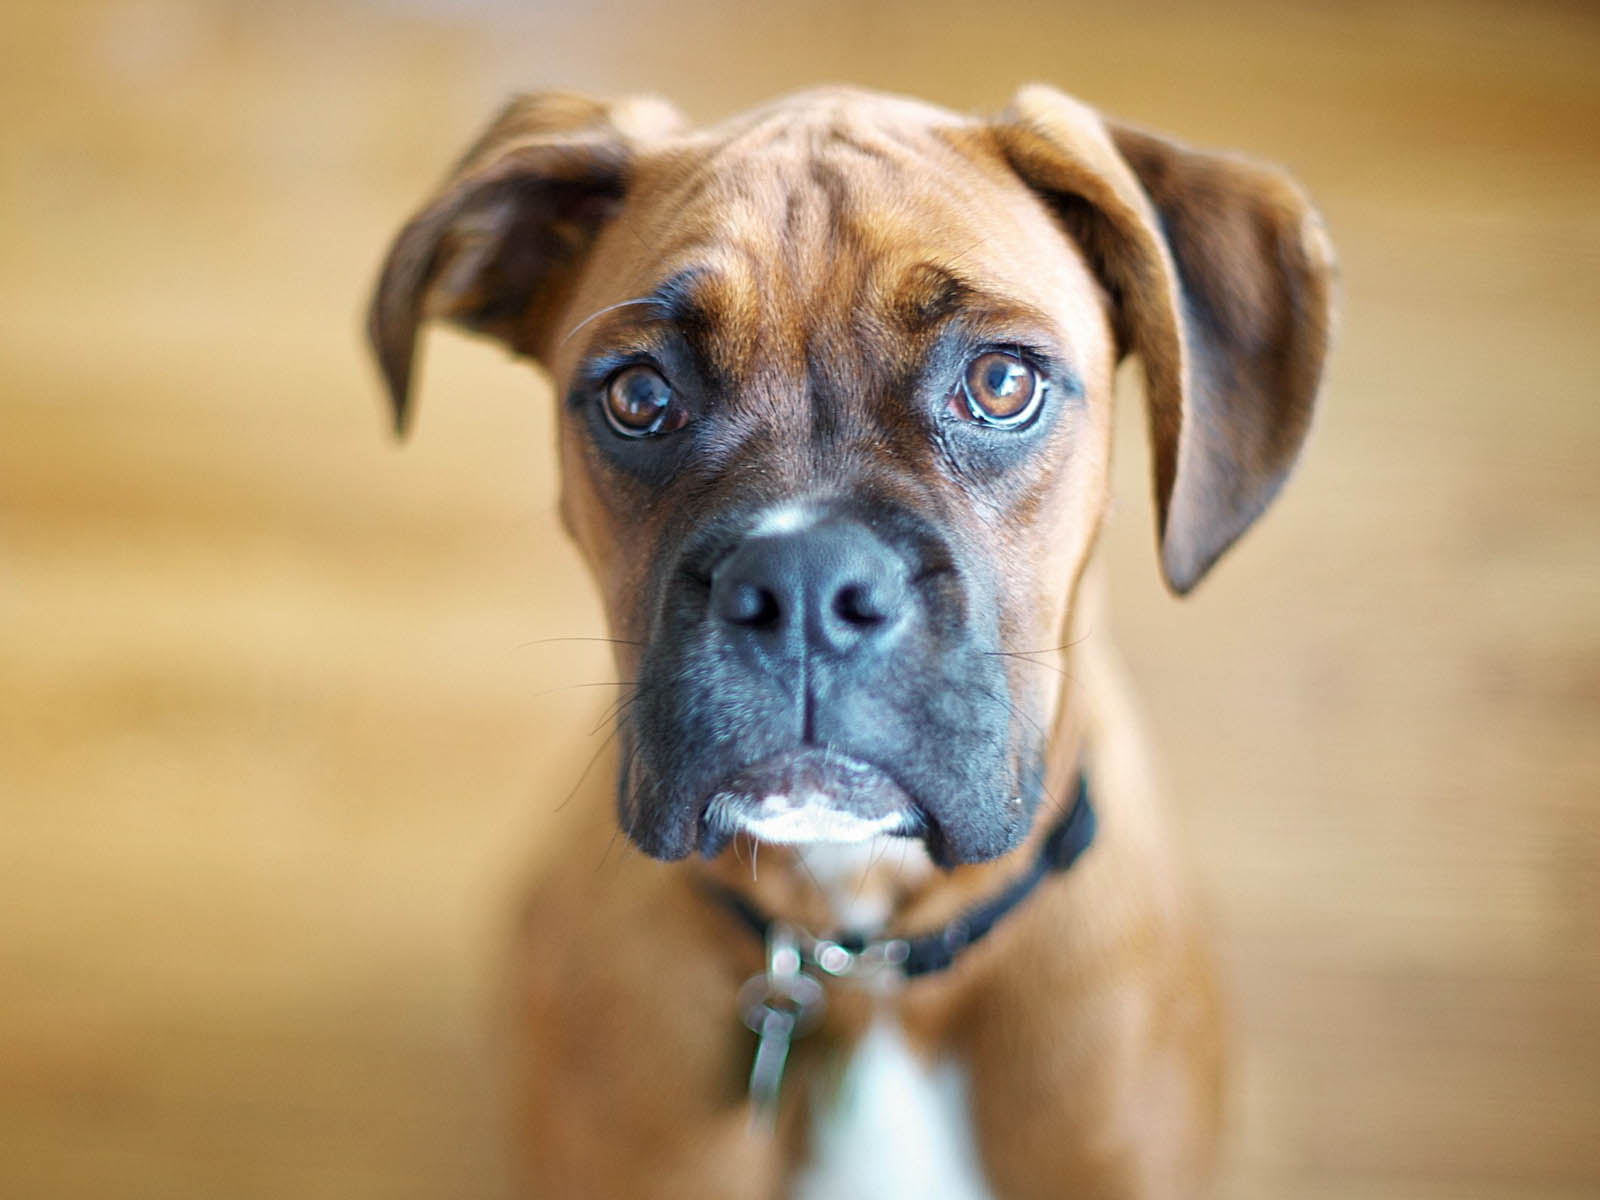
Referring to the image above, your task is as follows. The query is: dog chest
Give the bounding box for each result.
[791,1017,996,1200]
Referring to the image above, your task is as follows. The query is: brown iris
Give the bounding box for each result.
[958,351,1041,427]
[603,364,683,437]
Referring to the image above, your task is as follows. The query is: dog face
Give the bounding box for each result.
[545,95,1117,865]
[369,87,1334,866]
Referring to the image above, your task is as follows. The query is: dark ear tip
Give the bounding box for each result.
[366,289,417,439]
[379,359,414,439]
[1159,533,1218,598]
[388,392,412,440]
[1162,566,1202,598]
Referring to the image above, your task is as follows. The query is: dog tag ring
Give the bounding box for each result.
[737,923,824,1130]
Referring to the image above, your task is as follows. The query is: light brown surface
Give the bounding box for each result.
[2,1,1597,1197]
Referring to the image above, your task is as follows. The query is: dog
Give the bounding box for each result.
[367,84,1333,1198]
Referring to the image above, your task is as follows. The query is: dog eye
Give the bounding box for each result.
[954,351,1042,428]
[602,365,686,437]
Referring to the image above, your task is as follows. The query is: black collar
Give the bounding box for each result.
[706,773,1096,981]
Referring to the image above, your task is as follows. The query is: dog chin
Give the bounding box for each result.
[706,793,920,847]
[695,748,924,858]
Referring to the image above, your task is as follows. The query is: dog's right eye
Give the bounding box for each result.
[953,351,1043,429]
[602,365,687,438]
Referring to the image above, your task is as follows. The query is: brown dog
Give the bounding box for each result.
[368,84,1333,1198]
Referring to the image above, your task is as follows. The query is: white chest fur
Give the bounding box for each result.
[791,1017,996,1200]
[780,837,994,1197]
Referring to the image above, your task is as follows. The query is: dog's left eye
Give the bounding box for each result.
[602,365,688,438]
[952,351,1043,429]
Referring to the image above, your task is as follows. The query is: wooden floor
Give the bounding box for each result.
[3,1,1597,1196]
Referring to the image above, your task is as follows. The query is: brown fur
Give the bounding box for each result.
[369,84,1333,1198]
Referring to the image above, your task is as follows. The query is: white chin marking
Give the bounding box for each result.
[721,793,912,845]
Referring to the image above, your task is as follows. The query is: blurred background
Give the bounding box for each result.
[3,1,1597,1197]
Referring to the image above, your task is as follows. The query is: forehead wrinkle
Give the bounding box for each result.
[639,110,1062,418]
[660,112,939,315]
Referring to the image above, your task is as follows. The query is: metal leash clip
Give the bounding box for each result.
[737,923,824,1131]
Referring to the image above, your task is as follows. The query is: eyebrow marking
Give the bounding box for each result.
[905,271,1087,398]
[894,264,976,331]
[559,268,716,347]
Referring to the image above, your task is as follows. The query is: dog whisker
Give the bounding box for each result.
[556,722,627,814]
[987,652,1073,680]
[515,634,643,650]
[526,679,638,701]
[593,688,641,736]
[559,297,662,346]
[793,851,825,897]
[982,632,1093,677]
[994,631,1094,656]
[594,824,623,874]
[846,838,888,908]
[965,680,1065,818]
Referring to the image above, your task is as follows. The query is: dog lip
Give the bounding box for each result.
[696,748,925,856]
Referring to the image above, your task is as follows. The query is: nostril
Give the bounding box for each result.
[833,583,886,627]
[724,582,782,628]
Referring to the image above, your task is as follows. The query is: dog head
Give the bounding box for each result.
[368,86,1334,866]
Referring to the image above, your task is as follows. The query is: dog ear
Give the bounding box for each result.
[993,85,1336,593]
[366,93,684,434]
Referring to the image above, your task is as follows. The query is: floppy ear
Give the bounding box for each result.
[993,85,1336,593]
[366,92,684,434]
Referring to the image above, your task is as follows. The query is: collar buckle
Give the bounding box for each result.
[810,935,911,980]
[707,772,1094,984]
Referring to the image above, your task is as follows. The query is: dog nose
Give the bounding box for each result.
[710,520,909,656]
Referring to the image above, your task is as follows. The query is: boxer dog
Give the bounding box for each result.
[368,84,1333,1198]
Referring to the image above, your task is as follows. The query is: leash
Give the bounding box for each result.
[710,774,1096,1127]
